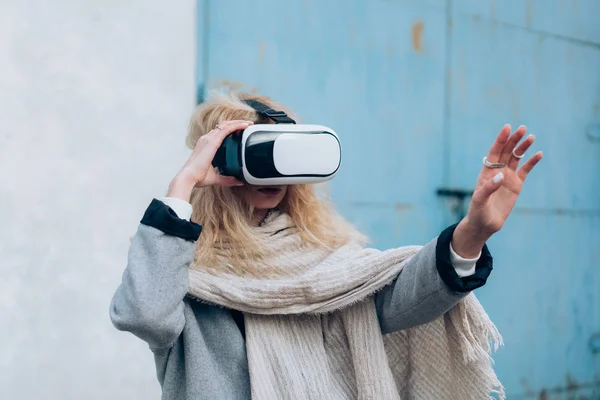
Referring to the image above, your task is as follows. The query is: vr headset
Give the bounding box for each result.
[211,99,341,185]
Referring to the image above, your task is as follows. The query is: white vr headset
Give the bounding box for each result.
[212,99,341,185]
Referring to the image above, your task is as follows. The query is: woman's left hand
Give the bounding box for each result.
[451,124,543,258]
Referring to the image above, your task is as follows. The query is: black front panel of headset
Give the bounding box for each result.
[245,130,341,179]
[244,131,285,179]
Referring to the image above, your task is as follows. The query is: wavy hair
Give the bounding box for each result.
[186,90,361,276]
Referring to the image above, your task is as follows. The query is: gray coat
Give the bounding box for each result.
[110,201,491,400]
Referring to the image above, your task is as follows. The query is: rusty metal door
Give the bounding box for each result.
[197,0,600,397]
[197,0,450,247]
[446,1,600,398]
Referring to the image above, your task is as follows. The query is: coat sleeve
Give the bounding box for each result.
[109,199,202,350]
[374,224,493,334]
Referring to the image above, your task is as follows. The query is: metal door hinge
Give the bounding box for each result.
[436,188,474,221]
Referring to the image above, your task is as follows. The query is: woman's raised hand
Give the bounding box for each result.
[452,124,543,257]
[167,120,253,202]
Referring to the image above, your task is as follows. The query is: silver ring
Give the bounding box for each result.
[482,156,506,169]
[512,149,525,159]
[215,124,222,131]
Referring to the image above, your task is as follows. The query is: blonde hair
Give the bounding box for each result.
[186,90,361,276]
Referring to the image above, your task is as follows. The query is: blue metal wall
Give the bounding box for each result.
[196,1,600,397]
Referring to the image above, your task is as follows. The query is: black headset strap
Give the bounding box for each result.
[243,99,296,124]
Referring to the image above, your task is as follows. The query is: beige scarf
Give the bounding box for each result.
[188,211,504,399]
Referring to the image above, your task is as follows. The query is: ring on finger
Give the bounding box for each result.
[483,156,506,169]
[512,149,525,159]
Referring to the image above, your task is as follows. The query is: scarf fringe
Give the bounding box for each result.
[448,295,506,399]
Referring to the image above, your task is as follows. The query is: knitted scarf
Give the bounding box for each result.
[188,211,504,399]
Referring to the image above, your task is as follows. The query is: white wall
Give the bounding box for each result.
[0,1,196,398]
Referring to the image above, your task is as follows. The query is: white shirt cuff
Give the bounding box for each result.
[157,197,193,221]
[449,242,480,278]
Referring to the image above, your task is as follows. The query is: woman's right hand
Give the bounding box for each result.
[166,120,253,202]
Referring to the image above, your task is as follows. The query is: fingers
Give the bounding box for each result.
[517,151,543,181]
[472,171,505,205]
[213,119,251,129]
[211,120,253,141]
[508,134,535,170]
[499,125,527,164]
[486,124,511,162]
[196,120,253,152]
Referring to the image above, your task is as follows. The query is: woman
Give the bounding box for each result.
[110,91,542,400]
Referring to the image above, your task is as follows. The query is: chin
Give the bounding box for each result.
[253,197,285,210]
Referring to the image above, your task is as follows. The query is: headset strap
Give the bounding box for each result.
[243,99,296,124]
